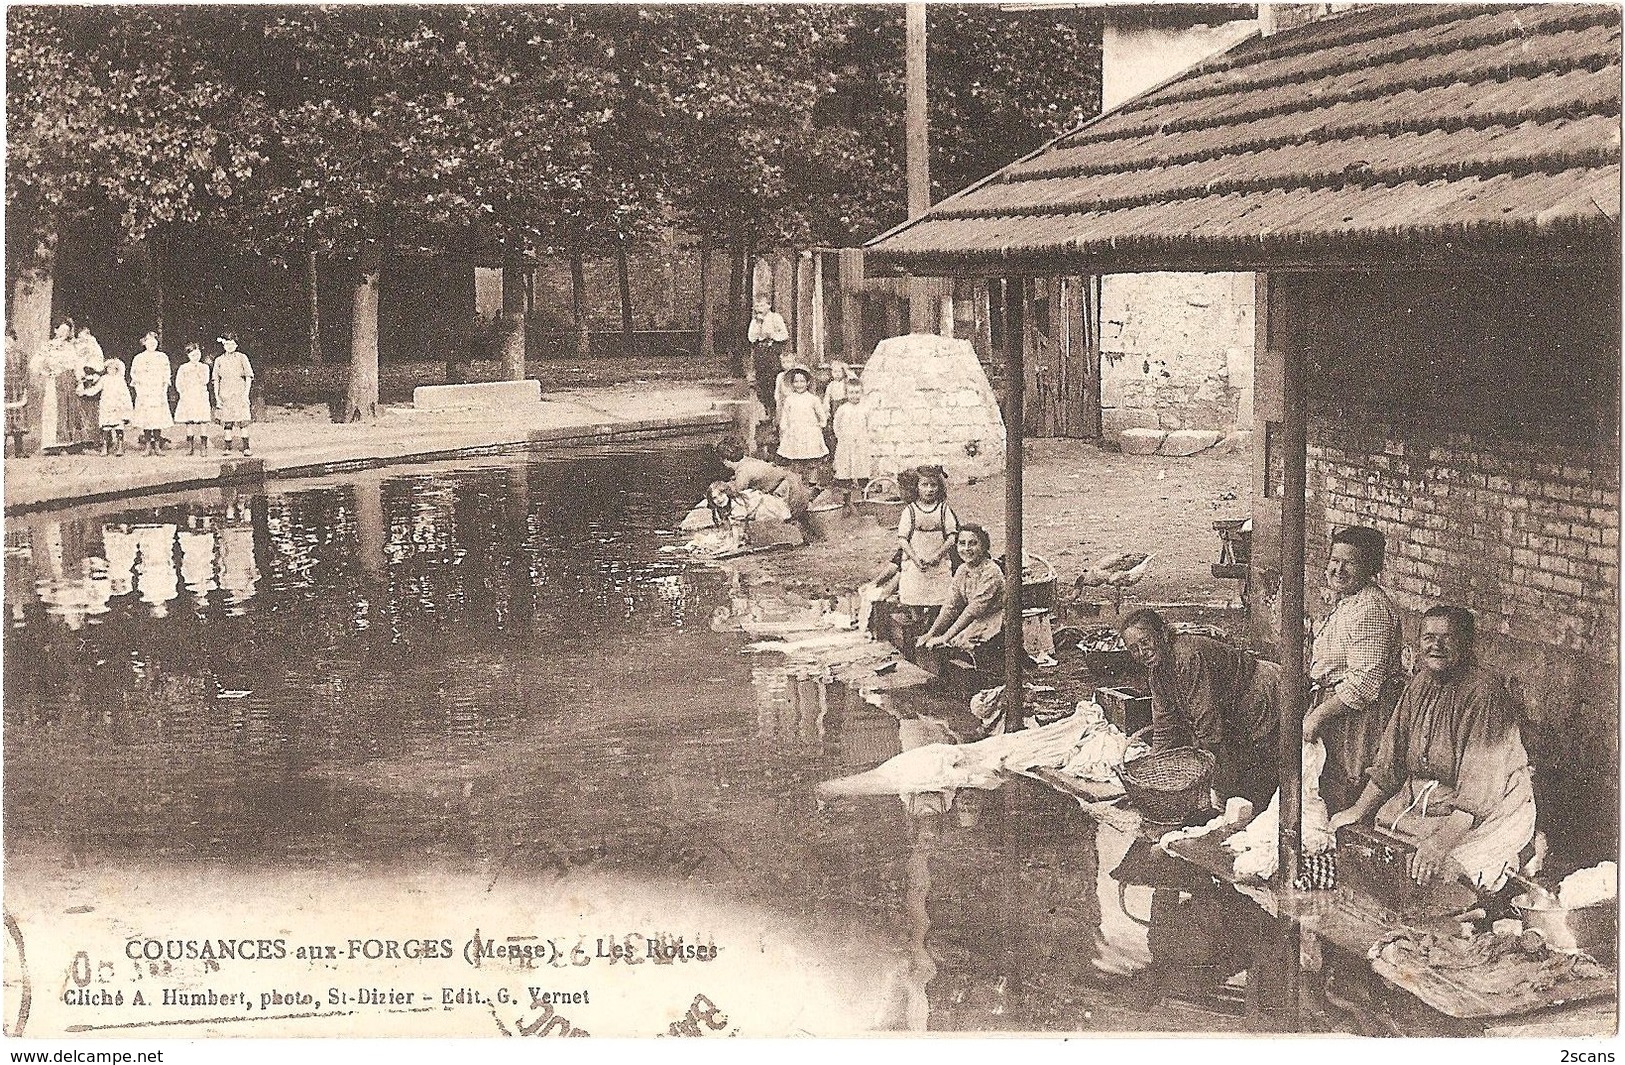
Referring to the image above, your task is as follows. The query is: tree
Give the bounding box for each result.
[5,7,262,371]
[229,8,505,419]
[631,7,898,359]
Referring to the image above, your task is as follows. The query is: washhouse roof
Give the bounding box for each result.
[866,3,1622,275]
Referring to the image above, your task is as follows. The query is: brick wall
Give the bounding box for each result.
[1308,415,1619,657]
[1251,263,1621,863]
[1305,409,1620,861]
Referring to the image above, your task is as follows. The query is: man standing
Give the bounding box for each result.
[745,296,789,416]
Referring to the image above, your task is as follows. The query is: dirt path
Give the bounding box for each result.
[738,438,1253,623]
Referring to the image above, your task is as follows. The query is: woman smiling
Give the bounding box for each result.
[1305,526,1404,812]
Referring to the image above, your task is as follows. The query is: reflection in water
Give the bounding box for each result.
[5,449,1296,1034]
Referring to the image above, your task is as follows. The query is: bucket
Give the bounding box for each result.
[1513,896,1618,959]
[805,502,846,540]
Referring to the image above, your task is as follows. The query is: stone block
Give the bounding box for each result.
[1215,429,1254,455]
[1161,429,1223,456]
[414,379,542,410]
[1119,428,1166,455]
[1102,406,1161,435]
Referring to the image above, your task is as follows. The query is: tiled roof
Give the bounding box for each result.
[867,4,1621,275]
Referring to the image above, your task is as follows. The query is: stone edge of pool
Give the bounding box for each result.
[2,411,735,516]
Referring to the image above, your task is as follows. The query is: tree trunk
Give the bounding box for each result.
[138,236,165,341]
[11,235,56,449]
[697,243,715,362]
[615,240,634,339]
[569,252,589,358]
[306,248,323,364]
[346,247,381,422]
[726,244,745,360]
[501,258,527,381]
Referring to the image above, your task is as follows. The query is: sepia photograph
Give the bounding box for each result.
[1,0,1620,1054]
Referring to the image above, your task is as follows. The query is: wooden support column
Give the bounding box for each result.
[904,2,934,333]
[1004,286,1026,732]
[1267,271,1307,895]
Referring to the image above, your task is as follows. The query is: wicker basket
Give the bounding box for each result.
[858,475,906,529]
[1118,726,1216,826]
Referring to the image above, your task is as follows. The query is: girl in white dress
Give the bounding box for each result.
[173,343,214,456]
[831,377,873,502]
[88,356,134,456]
[128,332,173,457]
[897,467,960,618]
[775,368,828,488]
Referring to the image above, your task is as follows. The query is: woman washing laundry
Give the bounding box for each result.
[1119,607,1283,811]
[715,436,811,521]
[916,525,1003,658]
[1328,606,1536,891]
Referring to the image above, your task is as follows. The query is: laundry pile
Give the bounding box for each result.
[816,699,1136,810]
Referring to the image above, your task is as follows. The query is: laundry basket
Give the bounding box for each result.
[858,475,906,529]
[1118,726,1216,826]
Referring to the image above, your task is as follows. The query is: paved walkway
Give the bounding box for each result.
[4,383,745,513]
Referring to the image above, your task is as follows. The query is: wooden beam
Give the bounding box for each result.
[905,3,933,333]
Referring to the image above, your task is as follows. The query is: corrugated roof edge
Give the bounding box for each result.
[865,19,1265,251]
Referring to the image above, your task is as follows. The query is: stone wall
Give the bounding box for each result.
[862,334,1007,481]
[1101,271,1255,434]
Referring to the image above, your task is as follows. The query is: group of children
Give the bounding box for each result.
[754,349,874,502]
[69,325,255,457]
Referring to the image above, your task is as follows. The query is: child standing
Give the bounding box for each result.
[129,331,173,457]
[831,375,873,503]
[776,368,828,489]
[213,333,254,455]
[173,343,214,456]
[89,356,134,456]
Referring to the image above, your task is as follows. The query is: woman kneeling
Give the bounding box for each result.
[917,525,1003,659]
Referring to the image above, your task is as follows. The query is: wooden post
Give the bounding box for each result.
[840,248,864,363]
[811,251,827,366]
[905,2,933,333]
[1004,286,1026,732]
[1268,271,1307,895]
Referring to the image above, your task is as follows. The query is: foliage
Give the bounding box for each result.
[4,6,264,265]
[7,4,1106,297]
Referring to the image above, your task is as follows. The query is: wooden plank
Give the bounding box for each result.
[1083,275,1103,439]
[839,248,864,363]
[974,281,994,367]
[811,251,826,365]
